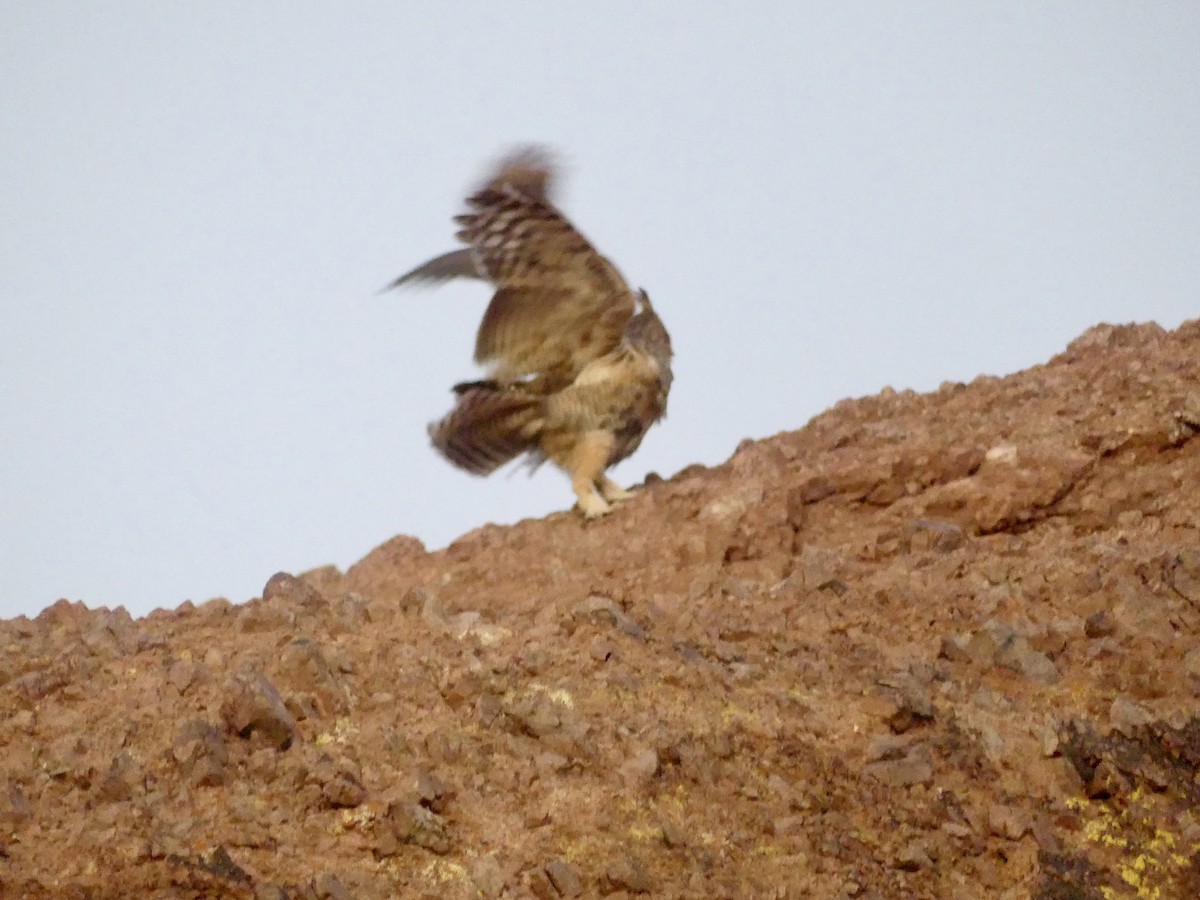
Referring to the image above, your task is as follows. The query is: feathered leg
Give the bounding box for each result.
[563,431,616,518]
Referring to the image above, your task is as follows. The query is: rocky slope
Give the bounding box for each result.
[3,320,1200,899]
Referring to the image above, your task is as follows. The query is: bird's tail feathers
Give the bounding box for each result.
[429,384,543,475]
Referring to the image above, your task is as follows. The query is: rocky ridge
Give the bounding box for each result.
[2,320,1200,898]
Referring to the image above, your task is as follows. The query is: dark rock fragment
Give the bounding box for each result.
[263,571,328,610]
[545,859,583,897]
[220,670,297,750]
[173,720,229,785]
[601,856,655,894]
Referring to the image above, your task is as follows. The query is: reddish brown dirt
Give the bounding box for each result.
[4,321,1200,899]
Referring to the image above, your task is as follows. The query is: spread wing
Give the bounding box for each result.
[382,249,483,290]
[392,148,637,385]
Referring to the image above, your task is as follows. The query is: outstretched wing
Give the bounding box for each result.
[455,149,637,383]
[383,249,483,291]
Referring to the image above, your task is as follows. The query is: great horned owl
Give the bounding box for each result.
[387,148,673,518]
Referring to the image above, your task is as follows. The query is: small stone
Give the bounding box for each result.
[894,840,931,870]
[766,773,791,801]
[1180,815,1200,848]
[865,733,910,762]
[965,620,1012,665]
[235,600,289,634]
[468,854,506,899]
[863,752,933,787]
[1084,610,1117,638]
[1116,509,1143,527]
[602,856,656,894]
[590,639,617,663]
[910,518,967,552]
[528,870,558,900]
[879,675,935,732]
[709,733,734,760]
[995,636,1059,685]
[313,873,349,900]
[396,586,431,613]
[202,846,250,883]
[1031,817,1063,854]
[1037,720,1060,757]
[936,446,985,483]
[771,816,804,836]
[312,754,366,808]
[1086,760,1131,799]
[476,693,503,727]
[194,600,231,619]
[203,647,226,670]
[9,710,34,733]
[796,475,836,504]
[713,640,743,663]
[987,804,1029,840]
[415,770,452,813]
[528,753,566,781]
[172,720,229,785]
[785,486,809,529]
[285,692,321,722]
[220,670,297,750]
[509,695,561,738]
[275,639,349,716]
[0,783,32,825]
[420,590,449,625]
[262,571,327,609]
[1185,647,1200,679]
[573,596,647,640]
[660,821,688,849]
[440,670,483,709]
[321,773,366,808]
[1109,696,1154,735]
[1166,547,1200,601]
[380,801,452,855]
[168,659,201,695]
[545,859,583,897]
[95,752,140,802]
[984,444,1018,464]
[81,608,144,657]
[938,633,973,663]
[449,610,481,637]
[619,747,659,789]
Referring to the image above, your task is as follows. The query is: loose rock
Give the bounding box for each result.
[220,670,298,750]
[545,859,584,897]
[601,856,656,894]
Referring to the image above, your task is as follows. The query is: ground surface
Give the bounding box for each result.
[3,320,1200,899]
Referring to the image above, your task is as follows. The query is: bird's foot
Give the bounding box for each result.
[598,477,634,503]
[577,492,612,519]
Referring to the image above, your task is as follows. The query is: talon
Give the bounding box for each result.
[577,493,612,518]
[598,477,634,503]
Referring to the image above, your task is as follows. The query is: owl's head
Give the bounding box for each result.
[626,289,673,373]
[478,145,557,203]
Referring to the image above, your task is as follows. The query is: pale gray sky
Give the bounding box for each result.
[3,3,1198,618]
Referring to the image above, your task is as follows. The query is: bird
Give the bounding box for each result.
[385,147,673,518]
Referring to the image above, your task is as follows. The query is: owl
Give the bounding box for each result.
[386,148,672,518]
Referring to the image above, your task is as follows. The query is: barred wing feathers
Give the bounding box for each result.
[454,180,636,382]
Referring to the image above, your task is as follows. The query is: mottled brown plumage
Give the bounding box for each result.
[387,147,673,517]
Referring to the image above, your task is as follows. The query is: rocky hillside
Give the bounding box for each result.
[3,321,1200,899]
